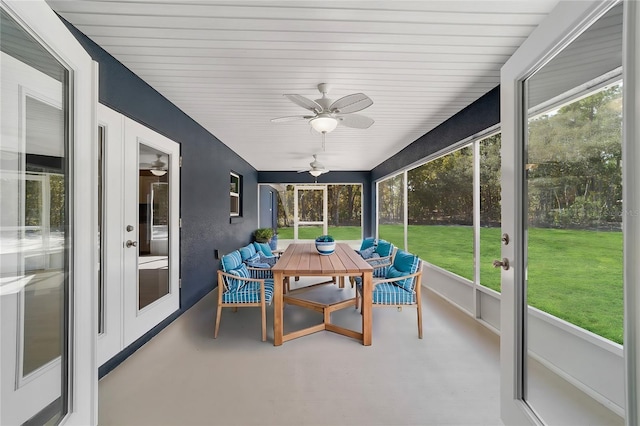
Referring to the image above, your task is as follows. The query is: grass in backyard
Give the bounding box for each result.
[278,224,623,344]
[381,224,623,344]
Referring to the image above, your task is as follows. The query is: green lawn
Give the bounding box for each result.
[280,224,624,344]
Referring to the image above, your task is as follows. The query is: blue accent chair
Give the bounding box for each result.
[216,250,274,341]
[354,250,424,338]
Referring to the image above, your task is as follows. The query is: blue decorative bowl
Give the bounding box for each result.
[315,241,336,255]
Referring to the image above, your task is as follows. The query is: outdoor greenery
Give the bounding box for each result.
[253,227,274,243]
[274,85,624,345]
[276,184,361,228]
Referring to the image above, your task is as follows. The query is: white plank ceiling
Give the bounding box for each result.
[48,0,560,172]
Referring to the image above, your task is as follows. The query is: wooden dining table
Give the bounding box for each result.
[271,242,373,346]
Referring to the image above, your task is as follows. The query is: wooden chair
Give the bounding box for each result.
[215,250,274,341]
[354,250,424,338]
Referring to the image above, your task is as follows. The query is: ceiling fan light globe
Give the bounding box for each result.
[310,116,338,133]
[309,170,323,177]
[150,169,167,177]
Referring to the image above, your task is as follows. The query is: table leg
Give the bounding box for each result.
[273,271,284,346]
[362,271,372,346]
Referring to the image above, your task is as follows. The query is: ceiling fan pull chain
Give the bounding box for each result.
[322,132,326,151]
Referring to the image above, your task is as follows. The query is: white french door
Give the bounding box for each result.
[123,117,180,345]
[0,1,96,424]
[293,185,327,240]
[97,105,180,363]
[500,1,638,425]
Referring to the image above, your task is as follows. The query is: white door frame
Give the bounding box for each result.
[293,185,327,240]
[499,1,634,425]
[622,1,640,424]
[0,1,97,425]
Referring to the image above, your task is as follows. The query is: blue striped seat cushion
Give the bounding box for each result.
[222,279,274,304]
[356,282,416,304]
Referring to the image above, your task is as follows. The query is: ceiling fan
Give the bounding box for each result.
[271,83,374,133]
[298,154,329,179]
[140,154,167,176]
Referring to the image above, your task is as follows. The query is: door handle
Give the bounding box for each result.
[125,240,137,248]
[492,258,510,270]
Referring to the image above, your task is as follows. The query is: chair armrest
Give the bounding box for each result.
[372,270,423,289]
[365,255,392,267]
[217,270,267,291]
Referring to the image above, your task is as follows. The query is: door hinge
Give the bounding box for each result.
[179,218,182,228]
[179,156,183,167]
[179,278,182,289]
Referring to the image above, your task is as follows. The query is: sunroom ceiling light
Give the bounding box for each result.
[310,115,338,133]
[309,169,323,177]
[150,169,167,177]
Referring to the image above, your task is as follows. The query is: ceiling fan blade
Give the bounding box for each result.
[284,94,322,112]
[271,115,309,123]
[337,113,374,129]
[329,93,373,114]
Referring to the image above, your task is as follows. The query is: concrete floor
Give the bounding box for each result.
[98,280,503,426]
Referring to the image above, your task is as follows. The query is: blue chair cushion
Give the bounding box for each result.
[372,282,415,304]
[253,242,273,257]
[227,264,251,292]
[358,246,376,259]
[239,244,258,261]
[375,240,393,257]
[355,281,415,304]
[222,279,274,304]
[360,237,376,251]
[221,251,242,272]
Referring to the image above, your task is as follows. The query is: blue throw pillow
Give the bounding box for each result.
[239,244,257,261]
[386,265,412,291]
[393,250,420,273]
[360,237,376,251]
[253,242,273,257]
[259,252,277,266]
[227,264,250,291]
[244,253,261,264]
[359,246,376,259]
[221,251,242,272]
[376,240,393,257]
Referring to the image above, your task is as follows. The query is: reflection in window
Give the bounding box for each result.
[377,174,405,248]
[526,83,623,344]
[230,172,241,216]
[407,146,474,280]
[479,134,502,292]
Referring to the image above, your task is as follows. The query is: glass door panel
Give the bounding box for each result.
[0,8,68,424]
[523,4,624,423]
[138,144,170,310]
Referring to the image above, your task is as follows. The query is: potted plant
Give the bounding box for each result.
[254,228,274,243]
[315,234,335,255]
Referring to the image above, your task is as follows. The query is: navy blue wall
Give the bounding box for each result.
[62,20,259,311]
[371,87,500,181]
[258,171,373,237]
